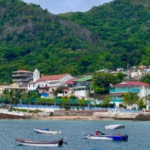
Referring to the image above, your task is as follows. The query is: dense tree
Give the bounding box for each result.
[140,74,150,84]
[116,72,125,82]
[92,72,118,93]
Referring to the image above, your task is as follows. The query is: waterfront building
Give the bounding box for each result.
[73,75,93,99]
[0,83,27,96]
[109,81,150,107]
[58,78,77,97]
[28,74,73,98]
[12,70,33,87]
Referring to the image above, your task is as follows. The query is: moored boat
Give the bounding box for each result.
[82,124,128,141]
[34,128,61,135]
[15,138,66,147]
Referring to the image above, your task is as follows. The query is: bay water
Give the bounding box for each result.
[0,119,149,150]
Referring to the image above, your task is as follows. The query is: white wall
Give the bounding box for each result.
[74,90,89,99]
[138,86,150,98]
[28,74,74,91]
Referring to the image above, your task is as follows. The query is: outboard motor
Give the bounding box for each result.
[58,138,63,146]
[122,134,128,141]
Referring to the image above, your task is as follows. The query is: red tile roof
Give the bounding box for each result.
[65,78,76,85]
[36,74,68,82]
[113,81,150,87]
[63,89,69,92]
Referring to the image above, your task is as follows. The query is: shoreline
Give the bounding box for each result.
[32,115,119,121]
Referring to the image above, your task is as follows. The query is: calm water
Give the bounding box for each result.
[0,119,149,150]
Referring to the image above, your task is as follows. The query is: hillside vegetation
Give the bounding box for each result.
[60,0,150,68]
[0,0,102,83]
[1,0,150,84]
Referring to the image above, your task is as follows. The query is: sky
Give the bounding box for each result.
[23,0,113,14]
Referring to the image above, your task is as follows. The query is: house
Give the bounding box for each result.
[12,70,33,87]
[59,78,77,97]
[109,81,150,107]
[28,73,74,98]
[130,69,145,80]
[138,65,147,70]
[73,75,93,99]
[0,83,27,96]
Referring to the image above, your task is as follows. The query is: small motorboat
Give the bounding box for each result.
[34,128,61,135]
[82,124,128,141]
[15,138,67,147]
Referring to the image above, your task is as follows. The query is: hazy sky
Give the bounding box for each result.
[23,0,113,14]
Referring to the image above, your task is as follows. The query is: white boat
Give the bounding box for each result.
[82,124,128,141]
[34,128,61,135]
[15,138,66,147]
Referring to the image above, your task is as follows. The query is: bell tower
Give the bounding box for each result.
[33,69,40,82]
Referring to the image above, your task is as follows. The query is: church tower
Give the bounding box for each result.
[33,69,40,82]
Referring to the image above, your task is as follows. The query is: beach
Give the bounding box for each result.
[32,115,115,121]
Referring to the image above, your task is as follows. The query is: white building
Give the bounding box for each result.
[0,83,27,96]
[73,75,93,99]
[110,81,150,108]
[28,73,73,98]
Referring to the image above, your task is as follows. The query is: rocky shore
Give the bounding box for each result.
[0,113,30,119]
[93,112,150,121]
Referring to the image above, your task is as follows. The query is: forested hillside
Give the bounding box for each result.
[60,0,150,69]
[0,0,102,84]
[1,0,150,84]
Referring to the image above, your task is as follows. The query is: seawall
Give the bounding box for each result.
[93,112,150,121]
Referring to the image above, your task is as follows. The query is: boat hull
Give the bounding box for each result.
[34,128,61,135]
[16,141,59,147]
[82,133,128,141]
[15,138,63,147]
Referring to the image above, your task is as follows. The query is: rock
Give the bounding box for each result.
[93,112,139,120]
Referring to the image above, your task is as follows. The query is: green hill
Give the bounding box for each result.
[0,0,104,84]
[60,0,150,68]
[1,0,150,84]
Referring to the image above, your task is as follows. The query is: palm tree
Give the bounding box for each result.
[104,95,111,108]
[15,90,22,104]
[27,91,32,105]
[123,92,139,107]
[2,89,9,104]
[137,98,145,110]
[9,89,15,107]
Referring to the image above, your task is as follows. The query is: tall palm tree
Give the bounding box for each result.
[27,91,32,104]
[104,95,111,108]
[136,98,145,110]
[2,89,9,104]
[123,92,139,107]
[15,90,22,104]
[9,89,15,107]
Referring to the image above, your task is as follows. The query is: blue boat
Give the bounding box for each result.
[82,124,128,141]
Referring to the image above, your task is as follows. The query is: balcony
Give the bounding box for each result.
[12,78,31,82]
[12,74,32,77]
[110,88,140,93]
[111,99,123,103]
